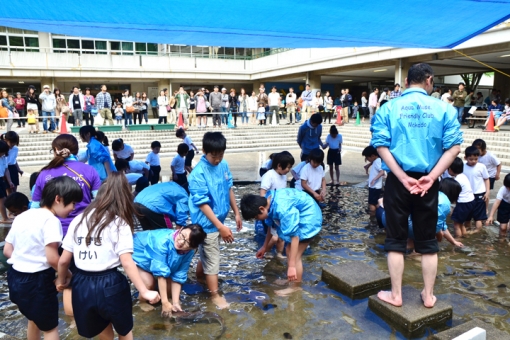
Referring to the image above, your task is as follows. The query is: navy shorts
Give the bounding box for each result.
[489,177,496,190]
[72,268,133,338]
[497,200,510,224]
[327,148,341,165]
[0,178,7,199]
[375,206,386,229]
[185,149,195,167]
[452,197,487,223]
[368,188,382,205]
[8,165,19,186]
[7,267,58,331]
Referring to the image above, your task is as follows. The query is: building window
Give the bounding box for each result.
[8,36,23,47]
[52,38,66,48]
[147,43,158,55]
[122,42,133,55]
[135,42,147,55]
[0,36,7,46]
[82,40,94,50]
[67,39,80,49]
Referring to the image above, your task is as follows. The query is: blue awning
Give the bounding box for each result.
[1,0,509,49]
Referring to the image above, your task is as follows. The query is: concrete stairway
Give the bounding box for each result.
[15,124,510,167]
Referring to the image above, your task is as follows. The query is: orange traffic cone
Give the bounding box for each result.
[484,110,495,132]
[177,112,184,129]
[59,113,68,134]
[336,106,343,125]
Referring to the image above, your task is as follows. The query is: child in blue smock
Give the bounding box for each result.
[241,188,322,296]
[133,224,206,316]
[79,126,116,181]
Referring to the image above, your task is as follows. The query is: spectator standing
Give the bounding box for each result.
[151,96,158,119]
[209,86,222,128]
[463,89,474,123]
[157,90,168,124]
[268,86,281,125]
[13,93,25,129]
[238,88,249,126]
[369,88,379,119]
[132,92,143,125]
[25,85,40,132]
[431,87,441,99]
[441,88,452,103]
[390,84,402,99]
[122,89,134,126]
[195,90,208,129]
[188,90,196,127]
[220,88,229,126]
[248,91,258,125]
[361,91,369,121]
[378,87,389,108]
[54,88,66,132]
[342,89,352,123]
[228,88,238,127]
[312,90,323,116]
[175,87,190,127]
[141,92,150,124]
[324,92,333,124]
[452,82,467,124]
[83,88,95,127]
[286,88,297,124]
[257,86,269,125]
[300,84,313,121]
[95,85,113,125]
[0,90,14,131]
[39,85,57,133]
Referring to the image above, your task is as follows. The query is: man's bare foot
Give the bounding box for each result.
[421,291,437,308]
[377,291,402,307]
[139,301,155,312]
[274,279,288,286]
[275,287,303,296]
[211,294,230,309]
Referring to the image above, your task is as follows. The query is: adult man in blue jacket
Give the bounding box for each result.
[371,63,462,308]
[296,113,324,162]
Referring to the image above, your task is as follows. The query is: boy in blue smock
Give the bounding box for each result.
[133,224,206,316]
[134,182,189,230]
[241,188,322,296]
[371,63,463,308]
[188,132,242,309]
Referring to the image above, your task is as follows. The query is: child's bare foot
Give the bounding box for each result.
[274,279,288,286]
[421,290,437,308]
[211,294,230,309]
[138,301,155,312]
[377,291,402,307]
[275,287,303,296]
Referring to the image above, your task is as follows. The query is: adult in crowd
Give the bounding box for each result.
[441,88,452,103]
[228,88,238,127]
[312,90,323,116]
[83,88,95,127]
[195,89,208,129]
[157,90,169,124]
[300,84,313,121]
[175,87,189,127]
[209,85,222,128]
[39,85,57,133]
[188,90,196,127]
[324,91,333,124]
[0,90,14,131]
[452,82,467,124]
[342,88,352,123]
[286,87,297,124]
[268,86,281,125]
[132,92,143,125]
[13,92,25,129]
[141,92,150,124]
[122,89,134,126]
[361,91,369,121]
[249,91,258,125]
[151,96,158,119]
[297,113,324,162]
[368,87,379,119]
[54,88,67,131]
[25,85,40,132]
[371,63,462,308]
[378,87,390,108]
[390,84,402,99]
[68,86,84,127]
[238,88,249,126]
[257,86,268,125]
[96,85,113,125]
[220,87,229,126]
[475,92,484,108]
[168,91,177,125]
[431,87,441,99]
[463,88,475,123]
[31,134,101,236]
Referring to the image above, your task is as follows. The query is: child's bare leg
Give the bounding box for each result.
[137,268,156,311]
[266,234,278,253]
[206,274,229,309]
[276,238,285,257]
[453,222,464,238]
[27,321,41,340]
[43,327,59,340]
[463,221,471,234]
[0,197,10,222]
[98,323,114,340]
[196,260,205,279]
[499,223,508,238]
[275,243,308,296]
[473,220,483,233]
[329,166,334,184]
[369,204,376,217]
[335,165,340,183]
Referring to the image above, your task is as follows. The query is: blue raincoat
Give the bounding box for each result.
[371,88,463,173]
[87,137,116,181]
[134,182,189,227]
[265,188,322,243]
[188,155,233,234]
[296,119,323,155]
[133,229,193,283]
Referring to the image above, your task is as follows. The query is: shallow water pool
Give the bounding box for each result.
[1,184,509,339]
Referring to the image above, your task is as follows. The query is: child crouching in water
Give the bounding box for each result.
[4,177,83,340]
[56,172,160,340]
[241,188,322,296]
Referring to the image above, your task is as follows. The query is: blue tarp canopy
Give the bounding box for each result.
[1,0,510,49]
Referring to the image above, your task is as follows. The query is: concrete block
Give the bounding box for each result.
[321,261,390,298]
[433,319,510,340]
[368,286,452,337]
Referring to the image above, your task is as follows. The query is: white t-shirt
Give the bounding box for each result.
[114,144,134,159]
[183,135,194,148]
[7,146,18,165]
[171,155,186,174]
[292,161,307,180]
[368,158,383,189]
[496,186,510,204]
[5,209,62,272]
[268,92,281,106]
[478,152,501,178]
[260,169,287,191]
[145,151,160,166]
[63,211,133,272]
[296,163,325,191]
[128,160,149,174]
[326,134,342,150]
[126,173,142,185]
[463,162,489,194]
[454,173,475,203]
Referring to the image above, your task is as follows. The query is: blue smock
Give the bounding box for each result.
[371,88,463,173]
[134,182,189,226]
[296,120,323,155]
[188,155,233,234]
[133,229,193,284]
[87,137,116,181]
[265,188,322,243]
